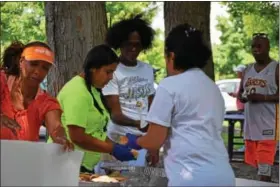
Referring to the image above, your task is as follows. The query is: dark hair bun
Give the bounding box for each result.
[165,23,211,70]
[1,41,24,75]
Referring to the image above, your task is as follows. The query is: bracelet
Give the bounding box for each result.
[50,125,66,138]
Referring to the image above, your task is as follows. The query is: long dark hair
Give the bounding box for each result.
[1,41,52,76]
[83,44,119,114]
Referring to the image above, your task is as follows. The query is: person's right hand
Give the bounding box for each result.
[111,143,136,162]
[237,94,248,103]
[228,92,237,98]
[146,150,159,166]
[0,114,21,136]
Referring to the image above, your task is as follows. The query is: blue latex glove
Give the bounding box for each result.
[112,143,136,162]
[125,133,142,150]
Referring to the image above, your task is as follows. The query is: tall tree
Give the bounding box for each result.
[45,2,107,96]
[164,2,214,80]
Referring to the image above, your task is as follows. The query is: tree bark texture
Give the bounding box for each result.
[164,2,215,80]
[45,2,107,96]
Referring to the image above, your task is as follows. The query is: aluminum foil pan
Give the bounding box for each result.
[79,181,121,187]
[97,153,168,187]
[100,161,167,178]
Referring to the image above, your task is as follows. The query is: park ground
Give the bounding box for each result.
[221,122,279,183]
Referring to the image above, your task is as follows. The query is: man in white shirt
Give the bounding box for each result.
[102,15,156,166]
[123,24,235,186]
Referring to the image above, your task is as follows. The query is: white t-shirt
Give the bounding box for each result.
[102,61,155,142]
[146,68,235,186]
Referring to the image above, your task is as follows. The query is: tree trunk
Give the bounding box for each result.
[164,2,215,80]
[45,2,107,96]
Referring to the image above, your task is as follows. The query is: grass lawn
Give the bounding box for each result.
[221,121,244,150]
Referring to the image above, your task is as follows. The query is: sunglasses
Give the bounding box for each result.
[252,33,268,39]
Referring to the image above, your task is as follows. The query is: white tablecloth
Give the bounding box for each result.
[79,178,279,186]
[235,178,278,186]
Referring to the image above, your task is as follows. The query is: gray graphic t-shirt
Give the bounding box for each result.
[102,61,155,141]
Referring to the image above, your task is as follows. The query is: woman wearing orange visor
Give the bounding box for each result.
[0,41,73,150]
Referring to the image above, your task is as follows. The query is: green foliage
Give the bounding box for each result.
[1,2,165,82]
[0,2,45,65]
[1,2,45,46]
[106,2,158,27]
[2,2,278,82]
[214,2,279,80]
[225,1,279,47]
[138,28,166,82]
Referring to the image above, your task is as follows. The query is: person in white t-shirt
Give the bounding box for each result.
[123,24,235,186]
[102,15,156,166]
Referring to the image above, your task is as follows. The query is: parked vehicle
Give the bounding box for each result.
[216,79,241,112]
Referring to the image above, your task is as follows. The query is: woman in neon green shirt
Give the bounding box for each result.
[48,45,135,173]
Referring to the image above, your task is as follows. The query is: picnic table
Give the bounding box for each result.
[224,113,245,161]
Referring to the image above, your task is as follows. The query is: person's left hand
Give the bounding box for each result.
[53,135,74,152]
[247,93,265,103]
[125,133,142,150]
[51,126,74,152]
[111,143,136,162]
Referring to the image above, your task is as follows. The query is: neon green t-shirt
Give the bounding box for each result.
[48,76,109,170]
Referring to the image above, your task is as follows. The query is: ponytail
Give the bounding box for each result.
[84,68,104,115]
[96,88,110,112]
[1,41,24,76]
[82,44,118,115]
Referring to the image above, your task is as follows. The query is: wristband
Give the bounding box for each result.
[50,125,66,139]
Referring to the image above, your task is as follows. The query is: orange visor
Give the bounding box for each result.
[21,46,55,65]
